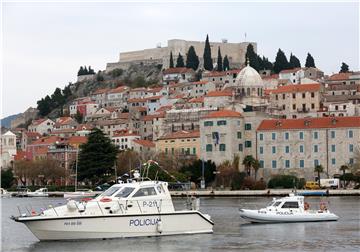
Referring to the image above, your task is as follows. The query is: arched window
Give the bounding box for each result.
[247,88,250,96]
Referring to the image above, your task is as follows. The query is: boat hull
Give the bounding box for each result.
[15,211,213,241]
[239,209,339,223]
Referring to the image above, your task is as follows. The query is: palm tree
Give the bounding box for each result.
[253,159,260,181]
[232,155,240,171]
[314,164,324,187]
[243,155,255,177]
[340,165,349,188]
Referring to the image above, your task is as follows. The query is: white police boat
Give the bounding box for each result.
[12,172,213,240]
[239,194,339,223]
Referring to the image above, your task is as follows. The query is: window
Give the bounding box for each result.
[299,132,304,140]
[171,148,174,154]
[272,132,276,140]
[165,148,168,154]
[349,158,354,164]
[292,93,296,99]
[284,132,289,140]
[259,133,264,141]
[331,131,335,138]
[299,145,304,153]
[245,123,252,130]
[302,93,305,98]
[238,144,243,151]
[219,144,226,151]
[260,160,264,168]
[193,148,196,155]
[206,144,212,152]
[245,141,252,148]
[313,131,318,139]
[217,120,227,126]
[204,121,213,127]
[272,160,277,169]
[311,103,315,109]
[348,130,353,138]
[133,187,157,197]
[285,146,290,153]
[299,160,304,168]
[282,94,286,99]
[292,104,296,110]
[272,146,276,154]
[311,92,315,98]
[349,144,354,152]
[282,201,299,208]
[313,145,318,153]
[115,187,135,198]
[259,146,264,154]
[331,145,335,152]
[331,158,336,165]
[285,160,290,168]
[314,159,319,166]
[237,132,242,139]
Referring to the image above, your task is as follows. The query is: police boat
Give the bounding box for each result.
[12,166,213,241]
[239,193,339,223]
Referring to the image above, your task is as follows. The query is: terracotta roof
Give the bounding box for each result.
[76,124,93,130]
[203,110,242,119]
[128,98,147,103]
[146,95,163,101]
[203,69,240,77]
[159,130,200,140]
[93,88,110,95]
[279,68,302,74]
[191,81,208,85]
[155,105,173,113]
[108,86,128,94]
[14,150,28,161]
[130,87,147,92]
[30,136,61,145]
[133,139,155,148]
[148,87,163,93]
[31,118,48,126]
[206,90,232,97]
[189,97,204,103]
[269,84,321,94]
[67,136,87,145]
[262,74,279,80]
[142,112,165,121]
[134,107,147,112]
[163,67,194,75]
[24,131,42,138]
[113,132,140,137]
[328,73,352,81]
[258,116,360,131]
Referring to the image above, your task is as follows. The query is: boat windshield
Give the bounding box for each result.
[114,187,135,198]
[100,186,122,197]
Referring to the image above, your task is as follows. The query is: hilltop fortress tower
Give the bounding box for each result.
[106,39,256,72]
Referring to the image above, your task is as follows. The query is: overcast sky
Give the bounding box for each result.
[2,1,359,117]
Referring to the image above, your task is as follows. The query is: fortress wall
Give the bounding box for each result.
[119,47,169,62]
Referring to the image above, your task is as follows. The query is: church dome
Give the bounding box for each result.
[235,65,263,87]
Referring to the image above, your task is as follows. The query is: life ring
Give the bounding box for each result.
[304,202,310,210]
[81,197,92,202]
[100,197,112,203]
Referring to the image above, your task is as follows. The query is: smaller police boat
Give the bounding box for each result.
[239,194,339,223]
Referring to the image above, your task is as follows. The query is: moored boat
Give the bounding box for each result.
[12,176,213,240]
[27,188,49,197]
[1,188,11,198]
[63,189,95,199]
[239,193,339,223]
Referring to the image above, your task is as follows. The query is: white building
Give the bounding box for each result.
[1,131,17,169]
[162,67,195,85]
[111,131,141,151]
[279,68,305,84]
[107,86,130,107]
[257,117,360,181]
[28,118,55,135]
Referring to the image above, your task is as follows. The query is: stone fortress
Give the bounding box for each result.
[106,39,256,72]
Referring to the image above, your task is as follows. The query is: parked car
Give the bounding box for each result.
[304,181,320,190]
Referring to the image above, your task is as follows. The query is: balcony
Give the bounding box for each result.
[297,108,310,113]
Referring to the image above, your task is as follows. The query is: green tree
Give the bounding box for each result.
[74,110,83,124]
[180,159,216,186]
[203,34,213,71]
[253,159,260,181]
[340,62,349,73]
[216,47,223,71]
[51,88,65,108]
[78,66,84,76]
[242,155,255,177]
[1,169,14,188]
[340,165,349,188]
[176,53,185,68]
[84,66,89,75]
[169,51,174,68]
[273,49,290,73]
[223,55,230,71]
[186,46,199,70]
[289,53,301,68]
[261,56,273,71]
[305,53,316,68]
[314,164,324,187]
[88,66,95,74]
[245,44,259,71]
[78,128,118,184]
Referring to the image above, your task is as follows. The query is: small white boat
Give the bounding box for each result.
[239,194,339,223]
[63,189,95,199]
[27,188,49,197]
[1,188,11,198]
[12,178,213,240]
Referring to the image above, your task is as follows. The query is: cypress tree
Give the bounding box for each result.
[245,44,259,71]
[84,66,89,75]
[289,53,301,68]
[78,66,84,76]
[262,56,273,71]
[273,49,290,74]
[223,55,230,71]
[340,62,349,73]
[169,51,174,68]
[217,47,223,71]
[203,34,213,70]
[186,46,199,70]
[176,53,185,68]
[305,53,315,68]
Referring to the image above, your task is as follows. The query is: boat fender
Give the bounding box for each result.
[109,203,120,214]
[67,200,77,211]
[157,220,163,233]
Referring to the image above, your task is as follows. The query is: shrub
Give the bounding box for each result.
[241,177,256,190]
[96,74,104,81]
[231,172,247,190]
[268,175,299,189]
[111,68,123,78]
[253,181,266,190]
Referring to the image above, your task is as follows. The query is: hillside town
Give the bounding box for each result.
[2,37,360,188]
